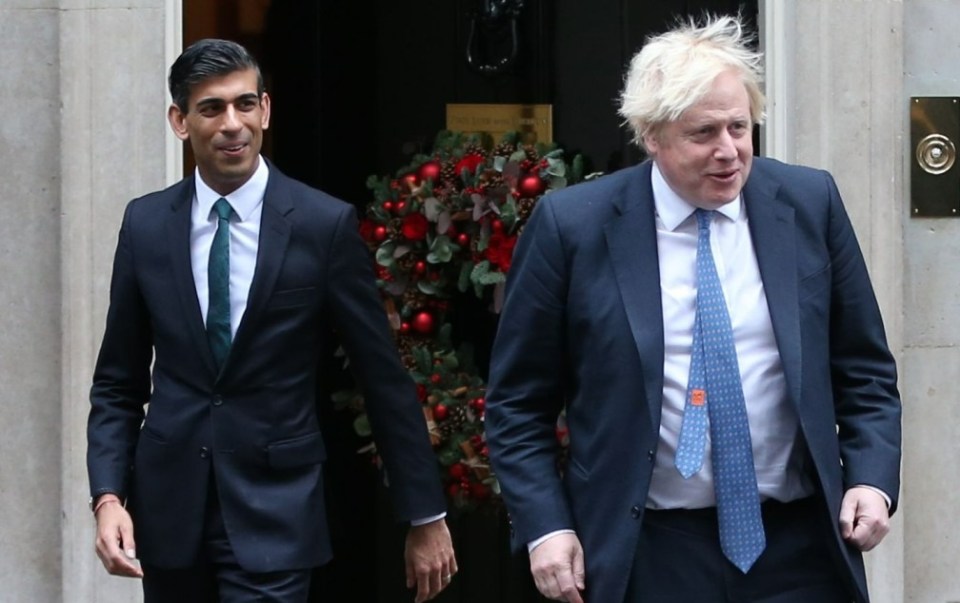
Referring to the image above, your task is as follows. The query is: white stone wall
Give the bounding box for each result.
[0,1,170,601]
[59,2,169,601]
[903,2,960,602]
[0,2,63,600]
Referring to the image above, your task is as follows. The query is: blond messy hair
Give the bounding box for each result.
[618,14,765,151]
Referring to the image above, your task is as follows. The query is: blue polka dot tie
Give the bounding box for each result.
[675,209,766,573]
[207,197,234,371]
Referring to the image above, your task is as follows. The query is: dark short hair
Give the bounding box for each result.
[168,39,265,112]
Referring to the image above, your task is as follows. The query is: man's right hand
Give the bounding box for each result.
[93,496,143,578]
[529,532,585,603]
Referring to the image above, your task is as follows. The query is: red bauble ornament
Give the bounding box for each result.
[374,226,387,241]
[454,154,484,179]
[457,233,470,247]
[401,172,419,188]
[418,160,442,183]
[517,173,546,198]
[412,311,434,334]
[491,219,504,233]
[434,403,448,420]
[449,463,467,479]
[471,397,485,412]
[400,322,410,334]
[382,200,394,212]
[414,261,427,275]
[430,373,442,385]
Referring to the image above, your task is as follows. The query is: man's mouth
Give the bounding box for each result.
[219,142,248,156]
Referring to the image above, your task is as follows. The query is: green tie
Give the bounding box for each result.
[207,197,233,370]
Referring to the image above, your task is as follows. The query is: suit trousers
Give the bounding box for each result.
[142,474,313,603]
[624,497,853,603]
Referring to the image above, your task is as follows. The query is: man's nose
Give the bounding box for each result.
[714,131,737,160]
[221,106,242,131]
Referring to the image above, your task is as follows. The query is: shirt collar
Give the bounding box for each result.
[194,156,270,222]
[651,161,742,231]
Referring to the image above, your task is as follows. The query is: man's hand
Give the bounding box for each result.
[93,496,143,578]
[529,533,585,603]
[405,518,457,603]
[839,486,890,551]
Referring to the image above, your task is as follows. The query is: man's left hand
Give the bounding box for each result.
[405,518,457,603]
[839,486,890,551]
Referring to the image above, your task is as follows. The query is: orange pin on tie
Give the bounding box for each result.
[691,389,706,406]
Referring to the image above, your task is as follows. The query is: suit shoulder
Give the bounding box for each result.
[270,169,358,220]
[538,165,646,223]
[122,178,193,225]
[751,157,834,190]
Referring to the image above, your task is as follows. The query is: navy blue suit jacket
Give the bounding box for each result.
[87,164,444,572]
[485,158,901,603]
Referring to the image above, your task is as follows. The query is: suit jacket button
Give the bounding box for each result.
[199,447,210,459]
[212,395,223,407]
[631,505,642,519]
[647,450,655,461]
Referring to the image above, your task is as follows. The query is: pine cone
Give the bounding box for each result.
[493,141,516,158]
[516,197,538,222]
[402,289,429,310]
[523,144,539,161]
[438,403,468,437]
[440,162,457,184]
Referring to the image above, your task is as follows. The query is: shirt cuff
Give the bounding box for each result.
[411,512,446,526]
[528,529,576,553]
[851,484,892,508]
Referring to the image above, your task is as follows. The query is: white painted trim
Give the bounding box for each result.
[165,0,183,185]
[759,0,793,163]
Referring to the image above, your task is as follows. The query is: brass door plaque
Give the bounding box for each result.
[446,104,553,144]
[911,97,960,217]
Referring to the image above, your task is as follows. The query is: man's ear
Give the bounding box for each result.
[167,103,190,141]
[260,92,271,131]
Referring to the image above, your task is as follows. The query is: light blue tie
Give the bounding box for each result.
[675,209,766,573]
[207,197,233,370]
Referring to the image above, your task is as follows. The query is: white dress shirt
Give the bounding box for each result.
[646,162,814,509]
[190,159,267,336]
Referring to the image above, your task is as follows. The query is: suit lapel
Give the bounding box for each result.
[166,176,220,377]
[227,168,293,366]
[743,167,803,409]
[604,163,665,430]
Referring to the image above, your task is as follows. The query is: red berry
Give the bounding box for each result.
[383,200,394,212]
[457,233,470,246]
[414,261,427,274]
[399,322,410,334]
[374,226,387,241]
[395,200,407,213]
[492,219,504,233]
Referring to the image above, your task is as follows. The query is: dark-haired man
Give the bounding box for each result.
[87,38,456,602]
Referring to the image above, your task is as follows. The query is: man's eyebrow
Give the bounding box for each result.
[195,92,260,106]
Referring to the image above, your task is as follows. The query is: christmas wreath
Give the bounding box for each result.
[335,130,584,510]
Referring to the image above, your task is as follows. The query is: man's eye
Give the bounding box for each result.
[197,105,222,117]
[238,99,258,111]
